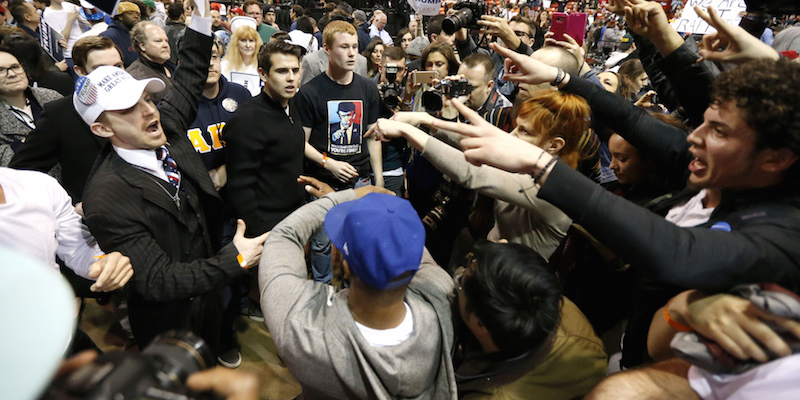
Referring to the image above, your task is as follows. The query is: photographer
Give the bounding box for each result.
[375,46,408,196]
[452,10,539,99]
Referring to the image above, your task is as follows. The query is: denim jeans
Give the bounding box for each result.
[309,176,372,283]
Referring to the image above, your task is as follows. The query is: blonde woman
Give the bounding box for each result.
[222,17,262,96]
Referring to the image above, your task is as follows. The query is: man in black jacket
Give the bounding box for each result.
[225,41,305,237]
[75,2,268,362]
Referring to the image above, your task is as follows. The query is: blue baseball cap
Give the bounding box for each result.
[325,193,425,290]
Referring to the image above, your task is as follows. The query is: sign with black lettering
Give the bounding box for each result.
[40,21,64,62]
[407,0,442,16]
[670,0,746,34]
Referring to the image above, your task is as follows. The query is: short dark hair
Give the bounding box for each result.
[382,46,405,62]
[242,0,263,15]
[2,33,46,80]
[272,30,290,42]
[167,1,184,20]
[461,53,494,83]
[462,241,563,357]
[291,4,304,17]
[427,14,446,37]
[296,16,314,34]
[72,36,122,71]
[712,58,800,156]
[258,40,302,74]
[10,3,33,25]
[509,15,534,36]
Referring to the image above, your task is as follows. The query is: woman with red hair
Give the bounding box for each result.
[368,90,591,260]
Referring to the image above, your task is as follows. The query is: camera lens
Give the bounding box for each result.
[142,331,215,386]
[421,89,443,112]
[442,8,473,35]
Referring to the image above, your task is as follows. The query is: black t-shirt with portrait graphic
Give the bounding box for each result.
[297,72,381,187]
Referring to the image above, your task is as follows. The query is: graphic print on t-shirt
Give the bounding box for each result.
[327,100,363,155]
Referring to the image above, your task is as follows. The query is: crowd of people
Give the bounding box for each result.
[2,0,800,398]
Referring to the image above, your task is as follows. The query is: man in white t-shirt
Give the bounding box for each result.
[42,0,89,77]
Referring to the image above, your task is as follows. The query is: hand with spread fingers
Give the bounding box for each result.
[421,98,547,173]
[622,0,670,39]
[490,43,562,86]
[695,5,780,63]
[87,252,134,292]
[478,15,521,50]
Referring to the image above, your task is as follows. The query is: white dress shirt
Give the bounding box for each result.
[114,145,170,182]
[369,24,394,46]
[0,168,103,278]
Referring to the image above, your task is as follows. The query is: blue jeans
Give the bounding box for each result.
[309,176,372,283]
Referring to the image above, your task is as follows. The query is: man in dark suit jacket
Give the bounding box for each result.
[74,4,268,363]
[10,36,124,203]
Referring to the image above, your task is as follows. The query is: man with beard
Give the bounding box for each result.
[100,1,141,67]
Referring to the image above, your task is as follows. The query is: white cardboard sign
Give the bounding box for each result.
[407,0,443,16]
[670,0,746,34]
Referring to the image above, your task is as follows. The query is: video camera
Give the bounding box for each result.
[442,0,487,35]
[380,65,403,111]
[47,331,216,400]
[421,77,473,112]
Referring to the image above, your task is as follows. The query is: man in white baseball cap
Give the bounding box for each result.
[75,0,269,368]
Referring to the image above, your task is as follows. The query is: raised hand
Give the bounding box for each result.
[490,43,560,86]
[545,32,585,69]
[695,5,779,63]
[478,15,520,49]
[425,99,547,173]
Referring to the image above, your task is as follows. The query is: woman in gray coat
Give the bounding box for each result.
[0,46,62,167]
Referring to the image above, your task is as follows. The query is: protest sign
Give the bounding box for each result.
[407,0,442,16]
[670,0,745,34]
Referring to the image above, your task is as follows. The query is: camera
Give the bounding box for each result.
[442,0,487,35]
[379,65,403,111]
[48,331,216,400]
[421,77,473,112]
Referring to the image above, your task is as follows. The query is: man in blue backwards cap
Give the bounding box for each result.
[258,183,457,399]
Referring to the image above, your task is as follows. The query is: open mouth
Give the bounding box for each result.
[146,120,160,133]
[688,157,706,173]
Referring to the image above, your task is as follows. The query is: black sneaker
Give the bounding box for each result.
[217,348,242,368]
[241,300,264,322]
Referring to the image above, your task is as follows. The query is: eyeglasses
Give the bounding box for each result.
[513,30,531,38]
[0,63,24,78]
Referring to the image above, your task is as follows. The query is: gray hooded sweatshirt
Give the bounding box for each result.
[259,190,458,399]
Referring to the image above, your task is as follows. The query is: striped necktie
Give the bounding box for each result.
[156,146,181,189]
